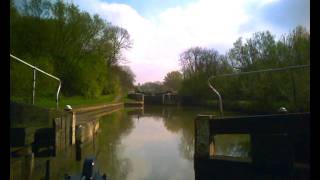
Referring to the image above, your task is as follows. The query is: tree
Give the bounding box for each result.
[10,0,136,101]
[178,27,309,112]
[163,71,183,92]
[225,28,309,112]
[21,0,52,18]
[178,47,233,99]
[228,31,277,71]
[103,25,133,66]
[114,66,136,93]
[138,82,167,94]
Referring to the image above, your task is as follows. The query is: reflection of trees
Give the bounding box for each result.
[95,110,135,180]
[157,106,196,161]
[179,130,194,160]
[214,134,251,157]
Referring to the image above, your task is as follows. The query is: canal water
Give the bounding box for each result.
[11,106,250,180]
[90,106,249,180]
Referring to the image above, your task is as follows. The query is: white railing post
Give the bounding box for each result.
[10,54,62,109]
[32,68,36,105]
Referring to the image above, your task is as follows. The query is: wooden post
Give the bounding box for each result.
[209,135,215,157]
[194,115,213,180]
[53,117,61,156]
[75,140,82,161]
[141,94,144,103]
[76,125,83,161]
[45,159,50,180]
[162,94,165,104]
[24,152,34,180]
[71,112,76,145]
[194,115,212,160]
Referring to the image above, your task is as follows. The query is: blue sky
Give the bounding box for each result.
[100,0,196,17]
[73,0,309,83]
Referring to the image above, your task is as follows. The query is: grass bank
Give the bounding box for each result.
[11,94,120,109]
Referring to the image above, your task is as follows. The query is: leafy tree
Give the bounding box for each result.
[104,25,133,66]
[163,71,183,92]
[10,0,136,103]
[137,82,167,94]
[178,27,309,112]
[179,47,233,99]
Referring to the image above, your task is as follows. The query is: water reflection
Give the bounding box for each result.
[214,134,251,157]
[10,106,250,180]
[95,106,250,180]
[95,110,134,180]
[96,106,199,180]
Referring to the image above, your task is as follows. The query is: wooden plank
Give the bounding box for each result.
[195,158,253,180]
[195,157,309,180]
[194,115,213,160]
[209,113,309,134]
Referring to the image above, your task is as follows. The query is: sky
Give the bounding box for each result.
[73,0,310,84]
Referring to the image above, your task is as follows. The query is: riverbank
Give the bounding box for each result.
[11,94,120,109]
[11,93,146,110]
[179,97,309,114]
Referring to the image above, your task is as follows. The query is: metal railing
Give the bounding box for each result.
[10,54,62,109]
[208,64,310,117]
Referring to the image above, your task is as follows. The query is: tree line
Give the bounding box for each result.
[10,0,135,101]
[139,26,309,113]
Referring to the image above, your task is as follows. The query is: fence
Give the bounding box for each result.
[10,54,61,109]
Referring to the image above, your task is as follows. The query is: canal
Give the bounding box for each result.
[11,106,250,180]
[77,106,249,180]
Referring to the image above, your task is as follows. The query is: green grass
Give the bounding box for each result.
[11,94,120,109]
[124,97,141,103]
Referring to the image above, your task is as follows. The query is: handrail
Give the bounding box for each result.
[10,54,62,109]
[208,64,310,117]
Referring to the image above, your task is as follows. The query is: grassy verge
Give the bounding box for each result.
[204,99,308,114]
[124,97,141,103]
[11,94,120,109]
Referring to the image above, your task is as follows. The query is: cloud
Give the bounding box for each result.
[257,0,310,30]
[74,0,309,83]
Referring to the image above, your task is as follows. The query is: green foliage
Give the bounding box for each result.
[137,81,167,94]
[10,0,135,107]
[179,47,234,99]
[163,71,183,92]
[111,66,136,93]
[179,26,310,113]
